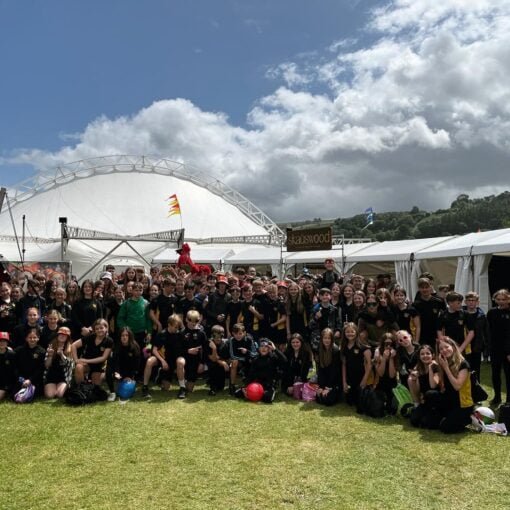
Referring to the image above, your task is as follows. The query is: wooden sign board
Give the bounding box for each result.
[286,227,332,252]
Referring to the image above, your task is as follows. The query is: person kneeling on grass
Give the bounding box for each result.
[72,319,113,388]
[235,338,287,403]
[106,327,140,402]
[44,326,74,399]
[142,314,184,399]
[227,323,257,395]
[315,328,342,406]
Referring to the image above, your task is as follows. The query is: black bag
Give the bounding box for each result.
[64,383,108,406]
[358,387,386,418]
[470,371,488,403]
[498,403,510,429]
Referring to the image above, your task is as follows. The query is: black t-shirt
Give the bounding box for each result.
[341,343,369,387]
[487,307,510,354]
[15,344,46,383]
[392,305,419,333]
[0,349,17,388]
[436,309,474,346]
[226,301,243,329]
[175,297,203,319]
[413,295,446,344]
[153,329,186,361]
[182,327,208,359]
[82,335,114,360]
[149,294,178,329]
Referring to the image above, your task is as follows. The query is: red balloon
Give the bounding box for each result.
[245,382,264,402]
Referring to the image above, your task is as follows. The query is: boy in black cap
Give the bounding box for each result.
[235,339,287,403]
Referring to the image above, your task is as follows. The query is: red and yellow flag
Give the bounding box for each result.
[167,194,181,217]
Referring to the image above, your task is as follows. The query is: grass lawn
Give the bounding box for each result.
[0,364,508,510]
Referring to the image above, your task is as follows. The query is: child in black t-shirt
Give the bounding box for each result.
[175,310,207,399]
[227,323,257,395]
[71,319,113,386]
[106,326,141,401]
[436,292,474,353]
[142,314,185,398]
[206,325,229,395]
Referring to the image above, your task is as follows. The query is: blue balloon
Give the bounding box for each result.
[117,380,136,400]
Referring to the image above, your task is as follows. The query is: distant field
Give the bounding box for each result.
[0,365,507,510]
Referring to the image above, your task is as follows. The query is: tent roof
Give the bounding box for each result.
[285,243,377,264]
[415,229,510,259]
[471,229,510,256]
[345,237,455,262]
[1,156,280,241]
[224,247,283,265]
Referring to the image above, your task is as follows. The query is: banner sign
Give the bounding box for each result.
[286,227,332,252]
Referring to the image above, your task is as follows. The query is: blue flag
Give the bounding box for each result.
[364,207,374,226]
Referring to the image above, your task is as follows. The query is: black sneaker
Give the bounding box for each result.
[229,384,236,396]
[177,387,187,399]
[208,389,216,396]
[142,385,151,399]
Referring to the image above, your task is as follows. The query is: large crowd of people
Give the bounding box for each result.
[1,258,509,434]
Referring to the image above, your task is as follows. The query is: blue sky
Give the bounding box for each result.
[0,0,376,182]
[1,1,509,220]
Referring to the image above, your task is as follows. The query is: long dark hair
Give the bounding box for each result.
[117,326,140,356]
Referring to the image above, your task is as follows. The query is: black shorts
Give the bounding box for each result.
[88,362,106,374]
[184,355,200,382]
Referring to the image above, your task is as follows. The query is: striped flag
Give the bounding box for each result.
[167,194,181,217]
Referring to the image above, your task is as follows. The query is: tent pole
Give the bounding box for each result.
[77,241,124,282]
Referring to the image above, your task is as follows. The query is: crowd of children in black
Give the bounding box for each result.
[1,259,509,434]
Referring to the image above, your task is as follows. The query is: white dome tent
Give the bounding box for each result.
[0,155,284,279]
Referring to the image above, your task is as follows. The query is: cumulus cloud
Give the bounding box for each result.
[3,0,510,222]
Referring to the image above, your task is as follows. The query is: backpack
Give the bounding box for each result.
[64,383,108,406]
[392,383,414,418]
[358,387,386,418]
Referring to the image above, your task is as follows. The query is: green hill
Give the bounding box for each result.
[280,192,510,241]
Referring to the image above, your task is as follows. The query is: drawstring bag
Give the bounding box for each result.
[302,382,318,402]
[292,381,304,400]
[14,384,35,404]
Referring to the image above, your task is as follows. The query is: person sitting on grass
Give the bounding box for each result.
[341,322,372,410]
[72,318,113,387]
[408,344,441,429]
[227,323,257,395]
[0,332,17,401]
[374,333,399,415]
[176,310,208,399]
[142,314,184,399]
[235,339,287,404]
[15,327,46,399]
[43,326,74,399]
[106,327,140,402]
[205,324,229,396]
[315,328,342,406]
[281,333,312,396]
[435,336,474,433]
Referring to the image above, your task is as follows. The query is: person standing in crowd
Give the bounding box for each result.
[463,292,489,380]
[413,278,446,345]
[486,289,510,406]
[0,332,17,401]
[71,279,103,339]
[319,258,341,290]
[203,275,230,334]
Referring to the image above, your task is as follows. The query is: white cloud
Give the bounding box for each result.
[4,0,510,222]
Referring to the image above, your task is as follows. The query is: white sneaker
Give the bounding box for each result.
[107,392,116,402]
